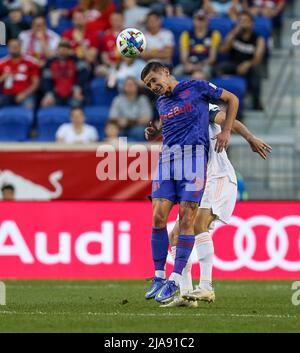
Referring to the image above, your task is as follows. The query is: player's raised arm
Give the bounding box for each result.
[214,89,239,153]
[214,111,272,159]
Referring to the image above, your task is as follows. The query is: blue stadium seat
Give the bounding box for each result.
[0,107,33,141]
[37,107,70,141]
[0,46,8,59]
[55,0,78,9]
[84,106,110,139]
[162,16,193,66]
[208,16,234,39]
[90,78,118,106]
[253,16,273,41]
[211,76,247,115]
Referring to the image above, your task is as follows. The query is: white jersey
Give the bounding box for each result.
[207,104,237,185]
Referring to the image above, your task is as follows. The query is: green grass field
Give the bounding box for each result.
[0,280,299,333]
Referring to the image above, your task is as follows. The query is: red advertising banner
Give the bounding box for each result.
[0,201,299,280]
[0,148,157,200]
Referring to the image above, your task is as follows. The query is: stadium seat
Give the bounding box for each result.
[54,0,78,9]
[211,76,247,114]
[37,106,70,141]
[0,107,33,141]
[84,106,110,139]
[208,16,234,39]
[162,16,193,66]
[90,78,118,106]
[0,46,8,59]
[253,16,273,41]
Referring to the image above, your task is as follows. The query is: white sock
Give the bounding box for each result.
[171,246,193,294]
[155,270,166,279]
[169,272,181,286]
[195,232,214,290]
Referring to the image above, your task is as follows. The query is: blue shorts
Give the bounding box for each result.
[152,152,207,204]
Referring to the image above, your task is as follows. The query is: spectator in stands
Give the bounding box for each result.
[109,77,152,141]
[19,0,46,15]
[4,6,30,41]
[204,0,241,20]
[0,39,40,109]
[105,56,146,91]
[1,184,15,201]
[163,0,204,17]
[216,11,265,110]
[62,10,98,65]
[56,107,99,144]
[19,15,61,65]
[104,120,121,143]
[141,11,175,66]
[242,0,285,18]
[122,0,150,30]
[71,0,116,33]
[41,39,91,108]
[174,9,221,78]
[99,11,124,71]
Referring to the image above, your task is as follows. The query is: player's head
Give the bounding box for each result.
[70,107,85,126]
[1,184,15,201]
[8,39,21,58]
[239,11,254,32]
[141,61,172,96]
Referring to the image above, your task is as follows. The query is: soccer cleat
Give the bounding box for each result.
[159,295,198,308]
[145,277,166,299]
[155,280,178,303]
[183,287,215,303]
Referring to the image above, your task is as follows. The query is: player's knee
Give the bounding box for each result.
[153,212,167,228]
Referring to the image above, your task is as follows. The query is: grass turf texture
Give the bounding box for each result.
[0,280,299,333]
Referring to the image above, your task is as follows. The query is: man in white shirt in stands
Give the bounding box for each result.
[56,107,99,144]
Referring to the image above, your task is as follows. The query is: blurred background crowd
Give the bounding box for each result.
[0,0,289,144]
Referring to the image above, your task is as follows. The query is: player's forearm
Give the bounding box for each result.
[232,120,254,142]
[221,91,239,132]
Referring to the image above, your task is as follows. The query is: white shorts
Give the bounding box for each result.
[200,176,237,224]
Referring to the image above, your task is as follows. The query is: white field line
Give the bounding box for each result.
[0,311,298,319]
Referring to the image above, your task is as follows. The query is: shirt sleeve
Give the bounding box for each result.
[163,29,175,48]
[208,104,221,123]
[211,30,221,49]
[89,126,99,142]
[139,95,153,119]
[196,80,223,102]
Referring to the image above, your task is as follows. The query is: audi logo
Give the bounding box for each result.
[167,216,300,272]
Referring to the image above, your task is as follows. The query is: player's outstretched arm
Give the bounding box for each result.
[214,90,239,153]
[214,112,272,159]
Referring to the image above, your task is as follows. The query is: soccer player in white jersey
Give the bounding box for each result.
[145,104,272,307]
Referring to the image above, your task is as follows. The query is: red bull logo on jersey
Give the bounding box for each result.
[160,102,193,122]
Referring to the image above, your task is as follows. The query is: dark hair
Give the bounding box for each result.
[141,61,169,81]
[70,106,84,114]
[146,10,161,21]
[239,10,253,22]
[1,184,15,193]
[33,14,45,22]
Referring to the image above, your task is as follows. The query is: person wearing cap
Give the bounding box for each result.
[174,9,221,78]
[41,39,91,108]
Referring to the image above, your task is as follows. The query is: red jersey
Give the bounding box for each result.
[63,28,98,59]
[0,55,40,95]
[100,30,121,64]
